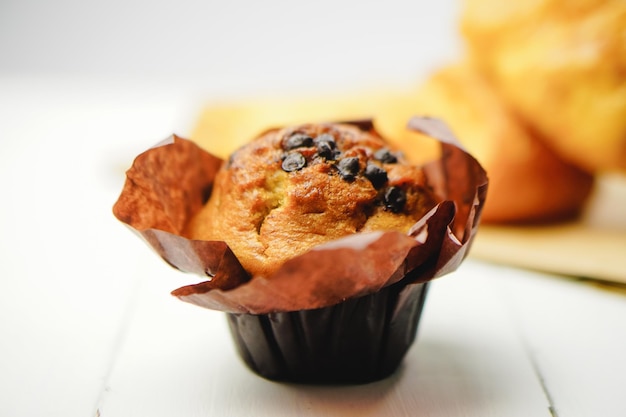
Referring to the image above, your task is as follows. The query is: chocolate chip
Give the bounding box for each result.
[383,186,406,213]
[374,148,398,164]
[284,133,314,150]
[317,142,338,160]
[282,152,306,172]
[315,134,339,160]
[337,157,360,181]
[364,163,388,189]
[316,133,336,144]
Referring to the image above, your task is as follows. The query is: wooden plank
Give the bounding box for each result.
[97,261,551,417]
[0,78,191,417]
[490,263,626,417]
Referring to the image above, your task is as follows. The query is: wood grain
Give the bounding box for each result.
[96,262,553,417]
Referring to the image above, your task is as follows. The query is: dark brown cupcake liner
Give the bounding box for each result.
[227,278,429,384]
[112,116,488,384]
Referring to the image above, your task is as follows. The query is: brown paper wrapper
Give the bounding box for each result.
[113,116,488,315]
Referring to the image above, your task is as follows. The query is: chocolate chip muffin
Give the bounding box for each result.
[185,122,439,278]
[113,116,489,383]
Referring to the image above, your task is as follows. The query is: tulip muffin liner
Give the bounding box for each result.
[113,116,488,383]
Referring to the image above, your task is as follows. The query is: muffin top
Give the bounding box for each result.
[185,122,439,277]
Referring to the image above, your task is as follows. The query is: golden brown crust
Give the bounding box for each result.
[185,123,438,277]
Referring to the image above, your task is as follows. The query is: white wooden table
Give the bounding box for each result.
[1,1,626,414]
[1,75,625,417]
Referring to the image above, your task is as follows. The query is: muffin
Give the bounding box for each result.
[461,0,626,173]
[113,116,488,383]
[408,61,594,223]
[184,122,439,278]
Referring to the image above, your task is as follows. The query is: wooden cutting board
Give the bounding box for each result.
[471,223,626,284]
[470,174,626,284]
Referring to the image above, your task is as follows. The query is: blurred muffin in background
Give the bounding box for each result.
[461,0,626,173]
[407,62,594,223]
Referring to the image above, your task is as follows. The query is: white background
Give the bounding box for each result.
[0,0,461,94]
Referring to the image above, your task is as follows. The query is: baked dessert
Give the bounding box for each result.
[113,116,488,383]
[408,62,594,223]
[185,122,439,277]
[461,0,626,173]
